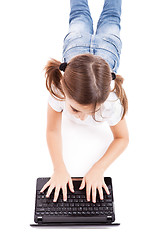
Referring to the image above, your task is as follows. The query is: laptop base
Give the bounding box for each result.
[30,222,120,227]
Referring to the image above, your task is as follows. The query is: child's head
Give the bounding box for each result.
[45,53,128,121]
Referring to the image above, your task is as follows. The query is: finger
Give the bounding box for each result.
[79,178,85,190]
[103,183,110,195]
[40,181,50,193]
[98,186,104,200]
[53,187,60,202]
[92,186,97,203]
[86,184,91,201]
[68,178,74,192]
[46,185,55,198]
[62,185,67,201]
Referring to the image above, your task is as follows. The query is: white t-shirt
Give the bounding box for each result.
[48,91,124,127]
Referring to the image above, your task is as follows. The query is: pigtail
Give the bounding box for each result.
[44,58,65,100]
[111,75,128,119]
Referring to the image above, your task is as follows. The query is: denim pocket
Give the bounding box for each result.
[63,32,83,53]
[95,46,118,72]
[102,35,122,58]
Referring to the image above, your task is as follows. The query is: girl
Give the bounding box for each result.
[40,0,129,203]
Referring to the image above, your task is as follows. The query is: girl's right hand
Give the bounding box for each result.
[40,166,74,202]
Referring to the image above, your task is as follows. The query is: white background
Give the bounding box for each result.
[0,0,160,238]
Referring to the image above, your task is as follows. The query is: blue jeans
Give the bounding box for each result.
[62,0,122,73]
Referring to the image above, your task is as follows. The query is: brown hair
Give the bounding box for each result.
[44,53,128,122]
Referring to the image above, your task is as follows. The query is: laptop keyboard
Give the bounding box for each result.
[35,185,114,218]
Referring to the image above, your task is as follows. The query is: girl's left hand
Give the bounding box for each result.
[79,164,110,203]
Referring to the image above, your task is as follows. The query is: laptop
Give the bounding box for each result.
[30,177,120,226]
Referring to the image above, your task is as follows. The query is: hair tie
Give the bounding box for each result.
[59,62,67,72]
[111,72,116,80]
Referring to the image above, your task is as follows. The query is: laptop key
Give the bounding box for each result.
[107,203,113,207]
[78,207,83,211]
[36,208,45,212]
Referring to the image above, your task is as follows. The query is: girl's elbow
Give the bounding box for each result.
[124,136,129,147]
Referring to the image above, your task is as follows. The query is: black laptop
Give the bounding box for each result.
[30,177,120,226]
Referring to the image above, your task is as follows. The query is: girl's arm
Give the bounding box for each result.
[94,117,129,172]
[79,118,129,202]
[40,104,74,201]
[46,103,65,171]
